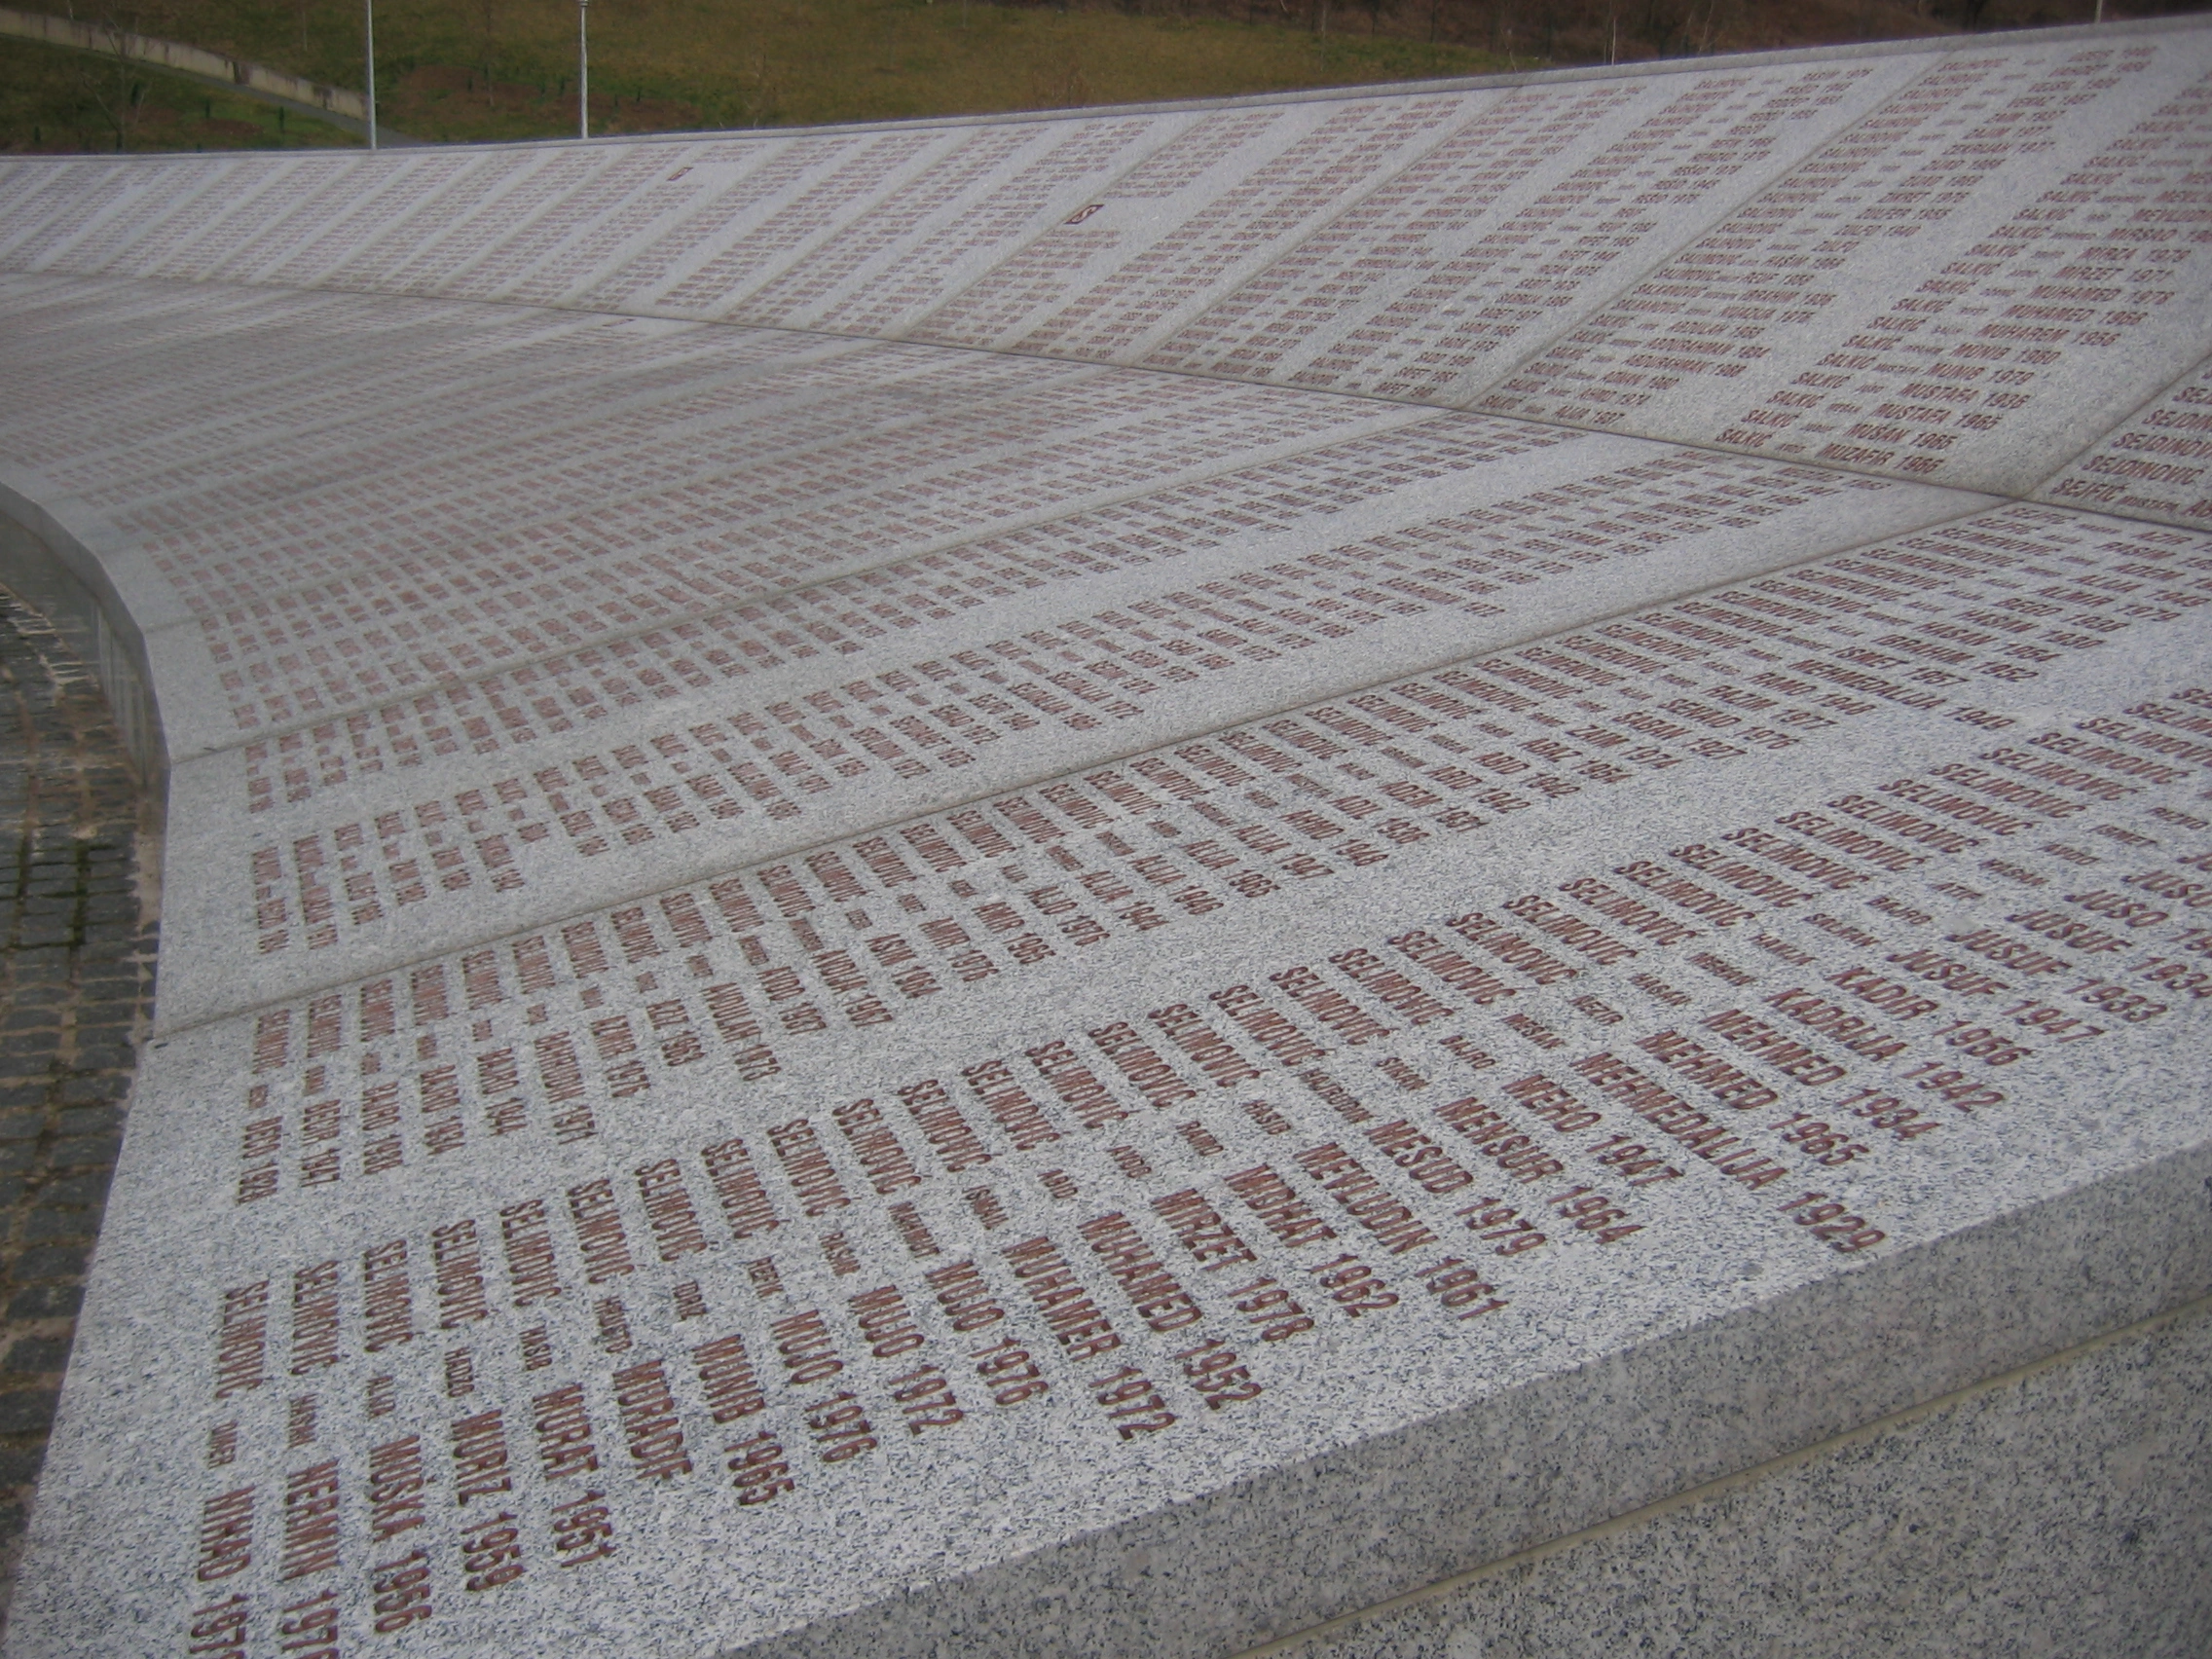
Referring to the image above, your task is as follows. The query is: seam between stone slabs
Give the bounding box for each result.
[143,481,2008,1040]
[2019,340,2212,502]
[32,22,2193,688]
[90,7,2181,516]
[0,5,2089,535]
[1227,1287,2212,1659]
[16,0,2169,648]
[141,423,1995,763]
[71,268,2022,762]
[56,275,2156,695]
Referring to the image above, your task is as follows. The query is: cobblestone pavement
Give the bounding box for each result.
[0,584,158,1628]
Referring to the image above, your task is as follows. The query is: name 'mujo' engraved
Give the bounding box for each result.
[194,1488,256,1582]
[925,1260,1007,1332]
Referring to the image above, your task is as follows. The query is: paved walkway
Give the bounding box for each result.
[0,585,156,1627]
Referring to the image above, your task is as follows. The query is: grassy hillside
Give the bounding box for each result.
[3,0,2200,152]
[379,0,1505,138]
[1,0,1504,151]
[0,32,359,150]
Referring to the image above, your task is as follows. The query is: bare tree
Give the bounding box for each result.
[70,0,166,151]
[475,0,502,106]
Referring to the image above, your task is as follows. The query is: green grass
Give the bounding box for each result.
[4,0,2190,152]
[0,32,360,150]
[377,1,1506,139]
[3,0,1506,151]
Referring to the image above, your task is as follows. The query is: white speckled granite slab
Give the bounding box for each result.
[1,19,2209,1658]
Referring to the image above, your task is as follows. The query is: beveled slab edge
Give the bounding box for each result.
[0,484,167,804]
[732,1135,2212,1659]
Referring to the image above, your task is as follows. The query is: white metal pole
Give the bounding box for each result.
[578,0,589,139]
[365,0,377,148]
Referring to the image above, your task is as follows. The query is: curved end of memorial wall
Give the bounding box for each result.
[0,480,167,806]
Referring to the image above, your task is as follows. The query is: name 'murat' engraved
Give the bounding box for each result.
[612,1360,694,1481]
[530,1384,602,1479]
[449,1408,514,1504]
[1223,1164,1338,1248]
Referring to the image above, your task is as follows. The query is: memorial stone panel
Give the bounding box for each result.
[2040,351,2212,530]
[0,18,2209,1659]
[1480,37,2212,494]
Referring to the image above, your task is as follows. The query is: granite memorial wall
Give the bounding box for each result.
[0,16,2209,1655]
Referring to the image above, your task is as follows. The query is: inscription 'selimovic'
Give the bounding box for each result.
[3,17,2211,1659]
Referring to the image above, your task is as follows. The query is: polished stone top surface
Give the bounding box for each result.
[1,18,2209,1657]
